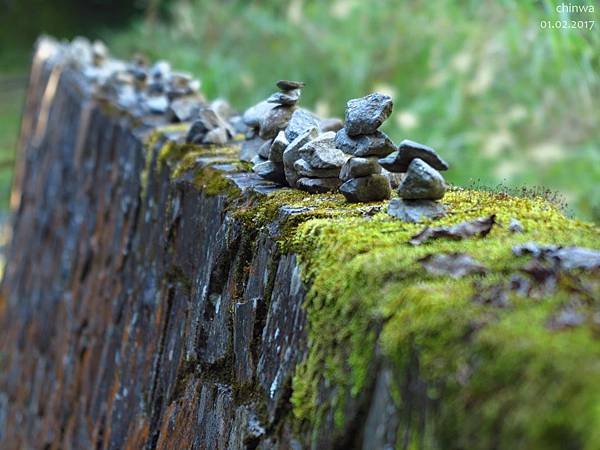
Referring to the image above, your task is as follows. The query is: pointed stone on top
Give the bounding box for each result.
[379,139,449,173]
[344,92,393,136]
[276,80,306,91]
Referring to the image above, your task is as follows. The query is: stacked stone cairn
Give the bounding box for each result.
[379,140,449,222]
[244,80,305,184]
[335,93,395,202]
[247,81,347,193]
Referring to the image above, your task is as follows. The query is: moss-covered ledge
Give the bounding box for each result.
[157,131,600,450]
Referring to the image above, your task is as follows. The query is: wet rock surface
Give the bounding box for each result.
[339,174,391,203]
[397,158,447,200]
[387,198,447,222]
[379,139,449,173]
[344,92,393,136]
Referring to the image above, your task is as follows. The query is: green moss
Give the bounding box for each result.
[281,188,599,447]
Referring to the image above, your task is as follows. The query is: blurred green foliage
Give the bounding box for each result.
[109,0,600,221]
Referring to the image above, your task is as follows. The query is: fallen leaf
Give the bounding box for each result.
[409,215,497,245]
[419,252,487,278]
[513,242,600,271]
[471,280,511,308]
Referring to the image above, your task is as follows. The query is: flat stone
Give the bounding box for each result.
[259,105,295,140]
[296,177,341,194]
[242,100,276,128]
[149,60,171,80]
[276,80,306,90]
[251,154,267,166]
[269,131,288,163]
[319,117,344,133]
[379,140,449,173]
[344,92,393,136]
[339,174,391,203]
[298,132,348,169]
[282,127,319,187]
[186,108,226,144]
[397,158,446,200]
[387,198,447,222]
[169,96,202,122]
[267,90,300,106]
[284,109,320,142]
[381,168,403,189]
[146,95,169,114]
[293,159,340,178]
[339,157,381,181]
[204,127,229,145]
[240,136,266,162]
[334,128,395,157]
[253,161,287,184]
[210,98,236,119]
[508,218,524,233]
[258,138,273,159]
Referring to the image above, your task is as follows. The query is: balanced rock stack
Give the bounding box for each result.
[248,80,306,184]
[379,140,450,222]
[335,93,395,202]
[291,131,349,193]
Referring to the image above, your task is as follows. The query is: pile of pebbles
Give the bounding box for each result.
[64,37,241,145]
[245,80,306,184]
[247,81,346,192]
[335,93,395,202]
[380,140,449,222]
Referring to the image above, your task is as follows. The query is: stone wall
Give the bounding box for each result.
[1,39,599,450]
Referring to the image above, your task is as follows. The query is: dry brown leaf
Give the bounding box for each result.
[419,252,488,278]
[409,214,497,246]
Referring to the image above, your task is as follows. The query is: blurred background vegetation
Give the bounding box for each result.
[1,0,599,221]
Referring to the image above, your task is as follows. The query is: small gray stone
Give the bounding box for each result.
[379,139,449,173]
[344,92,393,136]
[91,40,108,66]
[397,158,446,200]
[283,127,319,187]
[146,95,169,114]
[186,108,226,144]
[258,139,274,159]
[229,116,248,135]
[259,105,295,140]
[334,128,395,157]
[243,100,276,128]
[296,177,341,194]
[381,168,403,189]
[285,109,320,142]
[299,132,348,169]
[508,218,524,233]
[340,157,381,181]
[210,98,236,119]
[319,117,344,133]
[149,60,171,80]
[294,159,341,178]
[203,127,229,145]
[277,80,305,90]
[253,161,287,184]
[267,90,300,106]
[269,131,288,163]
[339,174,391,203]
[251,154,267,166]
[169,96,202,122]
[240,136,267,162]
[387,198,447,223]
